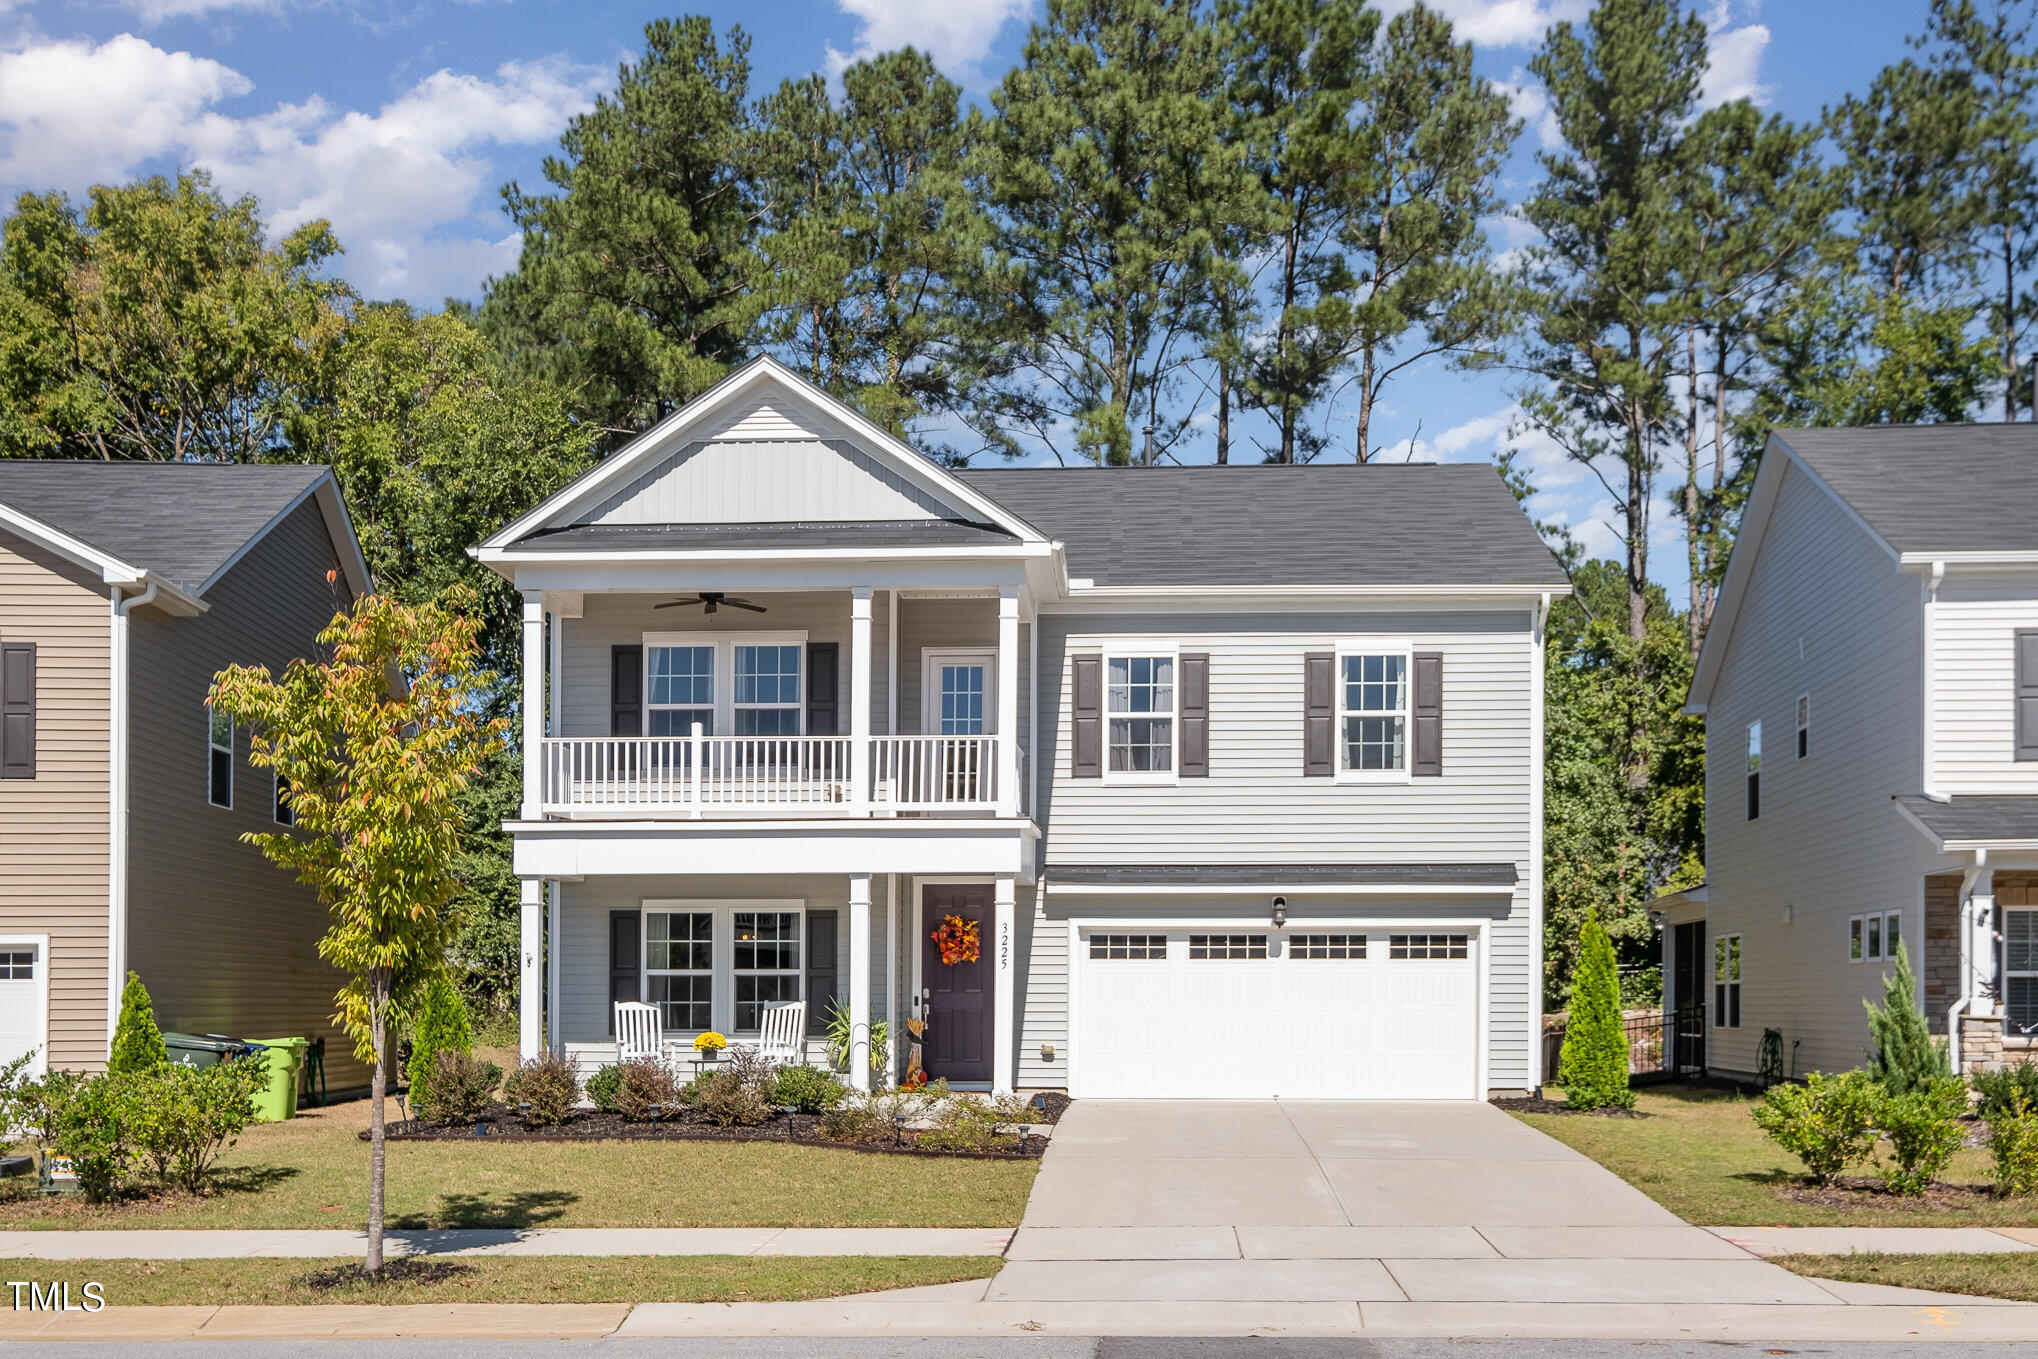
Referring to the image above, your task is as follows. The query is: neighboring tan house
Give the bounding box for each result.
[479,356,1568,1100]
[1673,425,2038,1082]
[0,462,372,1089]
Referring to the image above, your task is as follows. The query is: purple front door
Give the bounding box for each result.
[921,884,993,1084]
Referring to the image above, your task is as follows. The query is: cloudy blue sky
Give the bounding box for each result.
[0,0,1939,579]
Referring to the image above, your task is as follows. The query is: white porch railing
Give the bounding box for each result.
[538,734,1015,817]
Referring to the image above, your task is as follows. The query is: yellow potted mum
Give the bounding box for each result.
[694,1031,728,1061]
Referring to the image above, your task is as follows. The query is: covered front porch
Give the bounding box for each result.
[512,865,1036,1095]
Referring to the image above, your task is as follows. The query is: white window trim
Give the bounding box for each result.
[206,702,232,810]
[641,631,810,739]
[0,934,48,1080]
[921,647,998,736]
[641,899,805,1037]
[1796,693,1810,761]
[1335,641,1414,784]
[1714,933,1743,1029]
[1102,649,1179,785]
[1849,911,1903,963]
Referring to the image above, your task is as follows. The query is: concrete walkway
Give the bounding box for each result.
[1710,1226,2038,1256]
[0,1227,1014,1258]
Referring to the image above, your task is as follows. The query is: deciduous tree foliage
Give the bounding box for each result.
[211,592,506,1276]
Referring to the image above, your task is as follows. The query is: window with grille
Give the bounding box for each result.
[1107,655,1175,774]
[647,644,714,736]
[1339,653,1408,773]
[1714,933,1742,1029]
[2008,912,2038,1036]
[732,911,801,1031]
[1089,934,1167,960]
[645,911,713,1032]
[1389,934,1468,960]
[1291,934,1366,959]
[0,950,33,980]
[734,646,803,737]
[1188,934,1267,960]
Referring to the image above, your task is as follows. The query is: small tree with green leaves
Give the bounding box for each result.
[402,972,473,1119]
[107,972,167,1077]
[211,589,505,1276]
[1865,942,1951,1095]
[1559,913,1633,1110]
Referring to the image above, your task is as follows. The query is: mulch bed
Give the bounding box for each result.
[1777,1175,2007,1213]
[366,1092,1071,1161]
[1490,1094,1650,1118]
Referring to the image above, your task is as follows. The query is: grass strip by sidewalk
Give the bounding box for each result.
[11,1255,1002,1307]
[1774,1252,2038,1302]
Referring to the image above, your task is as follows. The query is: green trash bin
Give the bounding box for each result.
[250,1037,309,1123]
[162,1032,256,1070]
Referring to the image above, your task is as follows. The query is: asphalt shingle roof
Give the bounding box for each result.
[0,461,329,593]
[956,464,1568,587]
[1897,794,2038,846]
[1776,425,2038,555]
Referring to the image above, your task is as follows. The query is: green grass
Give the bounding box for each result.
[1514,1084,2038,1227]
[15,1255,1002,1306]
[0,1099,1037,1230]
[1775,1252,2038,1301]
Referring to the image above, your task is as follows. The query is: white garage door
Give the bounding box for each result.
[0,942,45,1078]
[1074,927,1477,1099]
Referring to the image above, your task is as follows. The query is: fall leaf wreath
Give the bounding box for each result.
[931,913,981,966]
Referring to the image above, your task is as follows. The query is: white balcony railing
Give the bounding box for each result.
[537,734,1016,818]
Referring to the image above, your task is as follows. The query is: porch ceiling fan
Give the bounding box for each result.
[654,591,768,614]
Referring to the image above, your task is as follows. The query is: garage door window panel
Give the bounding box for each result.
[1189,934,1267,960]
[1293,934,1366,959]
[1390,933,1467,959]
[1089,934,1167,960]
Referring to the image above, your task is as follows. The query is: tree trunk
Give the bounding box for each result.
[1215,357,1230,465]
[2005,223,2020,422]
[365,966,389,1276]
[1682,328,1703,665]
[1356,348,1377,464]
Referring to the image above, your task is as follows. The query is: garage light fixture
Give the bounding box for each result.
[1271,896,1287,929]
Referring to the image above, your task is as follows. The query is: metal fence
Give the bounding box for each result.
[1543,1008,1696,1086]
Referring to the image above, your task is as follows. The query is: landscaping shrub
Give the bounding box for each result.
[414,1050,501,1126]
[1974,1063,2038,1120]
[125,1059,267,1193]
[1874,1076,1968,1194]
[610,1058,678,1122]
[107,972,167,1077]
[1864,944,1951,1095]
[403,973,474,1118]
[584,1063,624,1114]
[23,1070,133,1202]
[1751,1069,1880,1185]
[501,1053,579,1125]
[681,1069,771,1127]
[1559,914,1633,1111]
[1989,1087,2038,1196]
[770,1065,846,1114]
[918,1092,1042,1153]
[819,1084,938,1143]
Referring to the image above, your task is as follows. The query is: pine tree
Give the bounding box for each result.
[1560,914,1634,1110]
[404,972,475,1113]
[107,971,167,1076]
[1865,942,1953,1096]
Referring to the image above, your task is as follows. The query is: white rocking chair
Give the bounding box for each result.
[614,1001,662,1066]
[748,1000,806,1066]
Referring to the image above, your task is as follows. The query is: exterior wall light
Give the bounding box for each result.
[1271,896,1288,928]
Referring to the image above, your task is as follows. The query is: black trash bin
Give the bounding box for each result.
[162,1032,260,1069]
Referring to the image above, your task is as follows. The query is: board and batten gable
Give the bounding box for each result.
[124,496,367,1089]
[1027,608,1540,1092]
[1699,456,1939,1079]
[1931,567,2038,794]
[0,527,112,1070]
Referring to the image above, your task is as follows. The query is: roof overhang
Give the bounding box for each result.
[1044,863,1519,894]
[1895,796,2038,854]
[1048,582,1568,613]
[0,499,206,615]
[195,471,372,600]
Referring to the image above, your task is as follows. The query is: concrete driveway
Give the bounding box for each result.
[1002,1100,1840,1307]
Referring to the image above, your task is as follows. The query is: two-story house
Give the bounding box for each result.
[1676,425,2038,1081]
[479,357,1567,1100]
[0,461,373,1089]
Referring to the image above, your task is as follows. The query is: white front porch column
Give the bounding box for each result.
[996,587,1020,817]
[519,877,544,1061]
[1968,864,1999,1018]
[520,591,544,821]
[850,589,873,808]
[545,881,563,1057]
[546,606,563,735]
[993,873,1016,1094]
[848,872,872,1090]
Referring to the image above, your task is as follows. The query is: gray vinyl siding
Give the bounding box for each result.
[125,498,366,1089]
[1932,569,2038,794]
[1701,459,1942,1078]
[0,529,112,1070]
[1015,883,1063,1088]
[1031,610,1539,1092]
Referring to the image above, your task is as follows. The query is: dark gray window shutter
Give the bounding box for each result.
[0,642,32,780]
[1303,652,1333,776]
[608,909,640,1033]
[805,908,838,1035]
[1179,652,1209,777]
[2018,630,2038,761]
[1071,654,1102,778]
[1412,651,1443,777]
[611,645,642,737]
[806,642,839,736]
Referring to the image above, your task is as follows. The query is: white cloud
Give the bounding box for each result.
[1700,2,1771,107]
[123,0,286,22]
[0,34,603,301]
[1378,0,1588,49]
[824,0,1032,85]
[1497,67,1563,149]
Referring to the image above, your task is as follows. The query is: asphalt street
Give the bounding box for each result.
[3,1340,2037,1358]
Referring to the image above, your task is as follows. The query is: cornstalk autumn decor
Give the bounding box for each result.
[210,586,506,1277]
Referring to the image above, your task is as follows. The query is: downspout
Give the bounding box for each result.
[1950,848,1989,1077]
[107,577,160,1057]
[1529,592,1551,1090]
[1923,561,1946,800]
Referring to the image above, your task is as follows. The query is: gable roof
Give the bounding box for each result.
[0,461,370,603]
[1895,794,2038,851]
[1776,425,2038,558]
[956,464,1569,588]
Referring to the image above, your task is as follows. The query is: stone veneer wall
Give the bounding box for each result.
[1941,873,2038,1068]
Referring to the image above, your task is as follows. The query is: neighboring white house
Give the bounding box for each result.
[476,356,1568,1100]
[1678,424,2038,1081]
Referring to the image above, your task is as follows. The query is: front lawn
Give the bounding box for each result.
[1775,1252,2038,1302]
[23,1255,1002,1306]
[0,1098,1038,1230]
[1513,1083,2038,1227]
